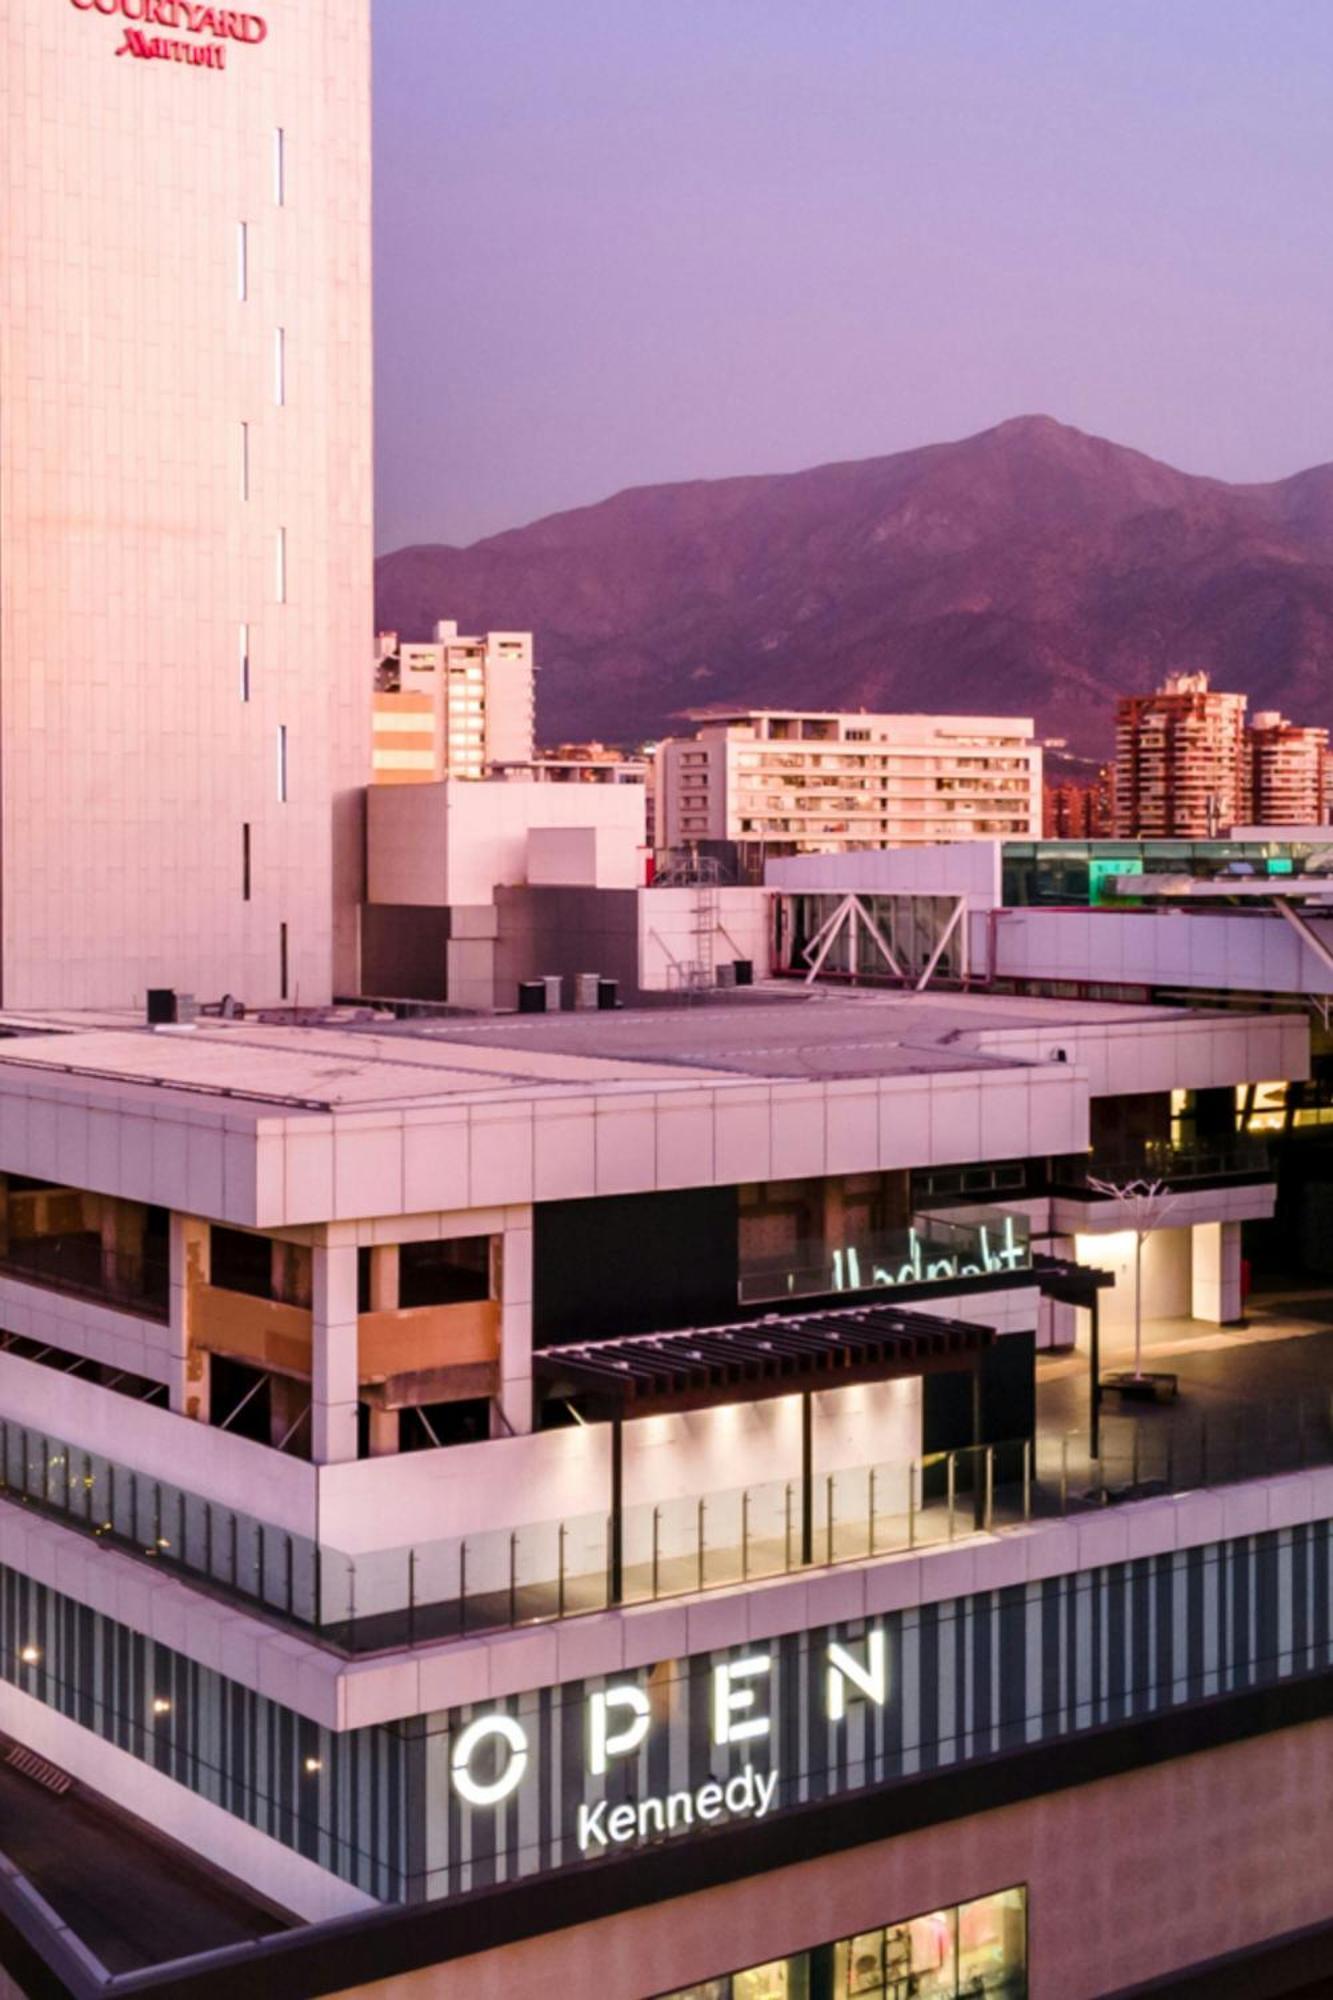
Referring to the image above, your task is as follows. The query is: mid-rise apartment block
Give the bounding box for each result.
[0,0,372,1008]
[1114,673,1249,836]
[654,708,1041,864]
[1249,709,1330,825]
[373,623,535,783]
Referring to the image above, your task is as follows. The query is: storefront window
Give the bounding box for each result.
[657,1887,1026,2000]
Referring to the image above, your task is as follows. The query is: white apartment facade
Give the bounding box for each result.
[0,0,372,1009]
[654,709,1041,860]
[373,622,536,783]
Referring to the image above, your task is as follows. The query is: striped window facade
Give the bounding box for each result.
[0,1520,1330,1906]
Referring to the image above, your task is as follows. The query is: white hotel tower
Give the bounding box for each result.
[0,0,371,1009]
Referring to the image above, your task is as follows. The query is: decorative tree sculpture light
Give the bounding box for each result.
[1086,1176,1177,1383]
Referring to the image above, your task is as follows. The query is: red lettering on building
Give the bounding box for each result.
[73,0,264,63]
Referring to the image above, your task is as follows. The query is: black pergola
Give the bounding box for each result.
[535,1302,996,1601]
[1033,1252,1117,1456]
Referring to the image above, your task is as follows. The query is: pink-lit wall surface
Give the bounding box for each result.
[330,1715,1333,2000]
[1,0,371,1008]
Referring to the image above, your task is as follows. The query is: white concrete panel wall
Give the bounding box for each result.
[315,1378,924,1556]
[526,824,642,891]
[983,906,1333,1000]
[638,887,773,988]
[0,1351,317,1535]
[367,781,646,909]
[0,1059,1088,1230]
[0,0,371,1007]
[0,1272,175,1385]
[767,843,1004,904]
[971,1011,1309,1095]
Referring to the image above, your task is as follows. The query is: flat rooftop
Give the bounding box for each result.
[0,990,1204,1115]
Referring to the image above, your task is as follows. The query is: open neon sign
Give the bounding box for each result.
[448,1633,888,1855]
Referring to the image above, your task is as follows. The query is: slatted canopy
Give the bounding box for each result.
[1033,1252,1116,1309]
[534,1302,995,1420]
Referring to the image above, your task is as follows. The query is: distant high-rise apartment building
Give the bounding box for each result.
[373,623,535,782]
[1114,673,1249,837]
[0,0,372,1007]
[654,708,1041,859]
[1043,765,1115,839]
[1249,710,1330,826]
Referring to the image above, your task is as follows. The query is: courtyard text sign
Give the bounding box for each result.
[70,0,268,70]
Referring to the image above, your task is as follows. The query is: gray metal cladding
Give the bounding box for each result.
[0,1520,1329,1905]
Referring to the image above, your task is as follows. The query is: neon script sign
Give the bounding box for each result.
[449,1635,887,1857]
[70,0,267,70]
[831,1214,1027,1293]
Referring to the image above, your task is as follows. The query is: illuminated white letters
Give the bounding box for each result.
[450,1713,529,1808]
[712,1654,772,1747]
[588,1683,652,1776]
[826,1630,888,1721]
[576,1765,779,1852]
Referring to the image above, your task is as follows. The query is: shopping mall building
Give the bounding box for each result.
[0,991,1322,1999]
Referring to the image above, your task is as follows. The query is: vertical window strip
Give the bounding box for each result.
[242,824,252,902]
[239,623,251,702]
[274,127,286,206]
[277,723,289,802]
[240,421,250,501]
[275,527,287,603]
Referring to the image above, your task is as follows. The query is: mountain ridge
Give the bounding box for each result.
[375,417,1333,751]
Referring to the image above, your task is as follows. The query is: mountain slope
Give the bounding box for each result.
[374,417,1333,751]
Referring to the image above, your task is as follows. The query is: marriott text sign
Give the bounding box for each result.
[70,0,268,70]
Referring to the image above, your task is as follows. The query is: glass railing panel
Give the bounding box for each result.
[739,1477,795,1583]
[510,1521,561,1626]
[700,1487,745,1591]
[0,1391,1328,1654]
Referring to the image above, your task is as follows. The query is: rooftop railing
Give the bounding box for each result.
[2,1387,1330,1656]
[1053,1134,1272,1192]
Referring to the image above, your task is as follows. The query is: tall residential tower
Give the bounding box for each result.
[0,0,372,1008]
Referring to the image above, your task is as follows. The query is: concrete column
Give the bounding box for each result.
[1191,1220,1243,1325]
[368,1244,399,1312]
[168,1215,211,1421]
[312,1240,360,1463]
[367,1406,399,1457]
[497,1215,533,1436]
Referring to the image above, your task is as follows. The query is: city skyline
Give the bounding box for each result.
[374,0,1333,550]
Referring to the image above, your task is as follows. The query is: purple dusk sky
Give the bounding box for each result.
[373,0,1333,552]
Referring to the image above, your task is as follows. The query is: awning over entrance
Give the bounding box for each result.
[534,1302,995,1420]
